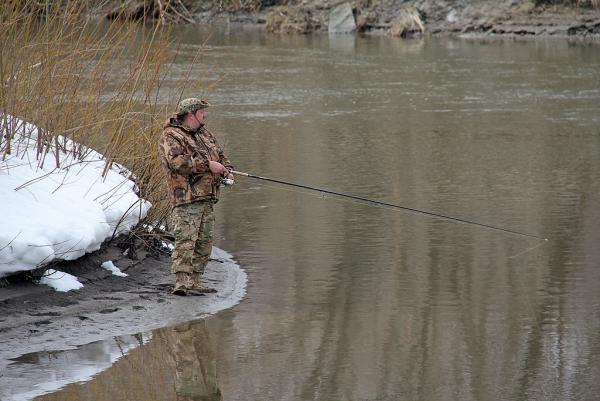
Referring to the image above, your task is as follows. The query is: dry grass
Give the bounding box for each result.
[389,7,425,38]
[0,0,193,239]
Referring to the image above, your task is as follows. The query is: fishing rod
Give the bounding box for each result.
[228,170,548,242]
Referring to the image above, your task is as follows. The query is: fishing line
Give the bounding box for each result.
[230,170,549,242]
[507,240,549,260]
[272,179,550,263]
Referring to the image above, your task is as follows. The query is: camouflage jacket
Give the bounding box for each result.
[159,114,233,208]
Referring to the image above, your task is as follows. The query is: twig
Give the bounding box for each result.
[110,198,143,242]
[0,230,22,252]
[13,167,58,191]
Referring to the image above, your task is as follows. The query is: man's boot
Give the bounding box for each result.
[172,272,189,296]
[187,272,217,295]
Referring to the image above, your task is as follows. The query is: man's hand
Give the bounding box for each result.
[209,161,227,175]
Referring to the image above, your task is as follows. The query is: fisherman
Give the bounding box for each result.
[159,98,234,296]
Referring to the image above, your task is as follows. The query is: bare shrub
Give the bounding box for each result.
[0,0,192,233]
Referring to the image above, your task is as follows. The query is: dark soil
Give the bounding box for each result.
[0,242,245,371]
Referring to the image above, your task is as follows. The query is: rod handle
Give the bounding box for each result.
[231,170,249,177]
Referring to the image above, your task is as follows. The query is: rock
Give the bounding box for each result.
[389,7,426,38]
[328,2,356,34]
[446,9,458,23]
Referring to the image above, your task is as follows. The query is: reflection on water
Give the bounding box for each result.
[36,320,220,401]
[1,333,151,401]
[170,322,221,401]
[31,27,600,401]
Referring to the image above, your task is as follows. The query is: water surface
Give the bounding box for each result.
[31,28,600,401]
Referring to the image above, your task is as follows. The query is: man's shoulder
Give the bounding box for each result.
[161,125,187,140]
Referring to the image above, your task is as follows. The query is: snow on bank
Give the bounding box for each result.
[0,116,150,277]
[100,260,128,277]
[39,269,84,292]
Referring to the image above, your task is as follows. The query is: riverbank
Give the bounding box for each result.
[104,0,600,38]
[0,244,246,376]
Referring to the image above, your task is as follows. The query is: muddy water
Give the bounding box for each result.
[34,29,600,400]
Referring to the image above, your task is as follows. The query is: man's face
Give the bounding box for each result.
[194,108,206,124]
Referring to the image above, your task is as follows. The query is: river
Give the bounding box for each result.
[26,26,600,401]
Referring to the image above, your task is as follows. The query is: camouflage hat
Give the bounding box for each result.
[177,98,210,115]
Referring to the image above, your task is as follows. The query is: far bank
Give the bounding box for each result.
[99,0,600,38]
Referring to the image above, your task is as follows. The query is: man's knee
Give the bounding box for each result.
[174,238,195,250]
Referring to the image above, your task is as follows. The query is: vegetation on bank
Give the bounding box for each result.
[99,0,599,37]
[0,1,195,249]
[109,0,600,18]
[534,0,598,7]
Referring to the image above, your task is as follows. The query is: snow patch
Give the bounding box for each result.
[446,9,458,23]
[0,116,151,277]
[161,240,175,251]
[39,269,83,292]
[100,260,128,277]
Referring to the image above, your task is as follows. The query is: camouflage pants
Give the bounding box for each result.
[170,200,214,274]
[171,321,222,400]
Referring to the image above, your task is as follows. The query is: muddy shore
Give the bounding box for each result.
[105,0,600,38]
[0,244,246,373]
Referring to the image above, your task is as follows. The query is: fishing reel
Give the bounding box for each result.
[221,169,235,186]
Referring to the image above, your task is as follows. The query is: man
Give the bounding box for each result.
[159,98,234,296]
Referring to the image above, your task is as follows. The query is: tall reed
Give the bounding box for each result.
[0,0,188,237]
